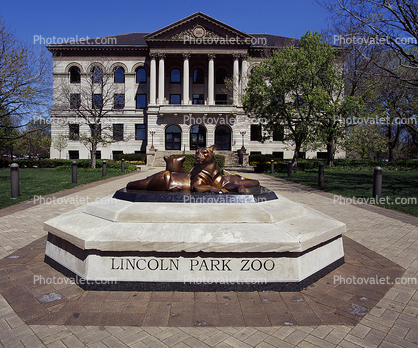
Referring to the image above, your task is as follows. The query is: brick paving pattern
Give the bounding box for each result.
[0,234,404,328]
[0,167,417,347]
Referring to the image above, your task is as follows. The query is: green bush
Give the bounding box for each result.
[249,156,418,173]
[249,154,277,173]
[249,154,276,164]
[54,162,137,173]
[2,159,69,168]
[1,159,137,172]
[0,159,10,168]
[113,153,147,163]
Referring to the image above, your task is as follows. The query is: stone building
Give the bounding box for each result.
[48,12,342,166]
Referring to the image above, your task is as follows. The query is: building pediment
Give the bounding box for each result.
[144,12,253,44]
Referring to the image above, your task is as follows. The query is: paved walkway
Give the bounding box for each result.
[0,168,417,347]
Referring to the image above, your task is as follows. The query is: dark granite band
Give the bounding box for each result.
[112,185,278,204]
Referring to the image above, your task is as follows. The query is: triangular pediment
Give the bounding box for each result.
[144,12,253,42]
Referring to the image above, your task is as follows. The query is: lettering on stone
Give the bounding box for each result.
[111,258,179,271]
[240,259,275,271]
[111,258,275,272]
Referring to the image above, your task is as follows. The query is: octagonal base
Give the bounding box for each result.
[44,188,345,291]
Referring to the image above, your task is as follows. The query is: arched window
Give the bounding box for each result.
[216,68,227,84]
[193,68,204,84]
[69,66,80,83]
[170,68,181,83]
[165,125,181,150]
[136,67,147,83]
[215,125,231,150]
[114,67,125,83]
[91,66,103,83]
[190,125,206,149]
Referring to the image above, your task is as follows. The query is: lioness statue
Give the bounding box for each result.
[126,145,259,194]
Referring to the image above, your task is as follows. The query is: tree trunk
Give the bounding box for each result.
[327,138,335,167]
[292,142,301,168]
[388,123,393,162]
[91,143,97,169]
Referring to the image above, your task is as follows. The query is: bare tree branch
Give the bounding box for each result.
[0,15,52,138]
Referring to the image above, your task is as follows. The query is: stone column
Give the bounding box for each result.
[233,54,240,106]
[182,53,190,105]
[149,53,157,105]
[241,54,248,106]
[158,54,165,105]
[208,53,215,105]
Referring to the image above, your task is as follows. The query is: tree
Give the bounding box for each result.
[53,60,130,168]
[405,103,418,153]
[371,77,409,161]
[344,124,387,159]
[403,84,418,154]
[321,0,418,87]
[243,31,361,166]
[321,6,418,160]
[0,15,51,139]
[0,109,18,159]
[349,50,418,161]
[52,133,67,159]
[17,121,51,159]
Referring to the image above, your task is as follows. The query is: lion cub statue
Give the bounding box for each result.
[126,145,259,194]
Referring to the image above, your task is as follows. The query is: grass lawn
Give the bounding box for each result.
[0,168,132,210]
[270,170,418,217]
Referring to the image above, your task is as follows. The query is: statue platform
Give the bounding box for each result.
[44,187,345,291]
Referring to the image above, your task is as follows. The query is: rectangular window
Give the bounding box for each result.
[136,68,147,83]
[95,151,101,160]
[113,151,123,159]
[273,125,284,141]
[272,152,284,159]
[92,67,102,83]
[70,94,81,109]
[170,94,181,105]
[215,94,228,105]
[250,125,262,142]
[170,69,181,83]
[135,124,146,140]
[114,68,125,83]
[192,94,204,105]
[69,124,79,140]
[68,150,79,159]
[114,94,125,109]
[298,152,306,159]
[136,94,147,109]
[317,152,327,159]
[113,124,124,141]
[92,94,102,109]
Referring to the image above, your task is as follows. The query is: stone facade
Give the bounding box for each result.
[47,12,345,164]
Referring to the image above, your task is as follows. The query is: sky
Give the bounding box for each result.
[1,0,333,46]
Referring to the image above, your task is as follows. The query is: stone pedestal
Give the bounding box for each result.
[146,148,157,166]
[44,187,345,291]
[238,148,249,166]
